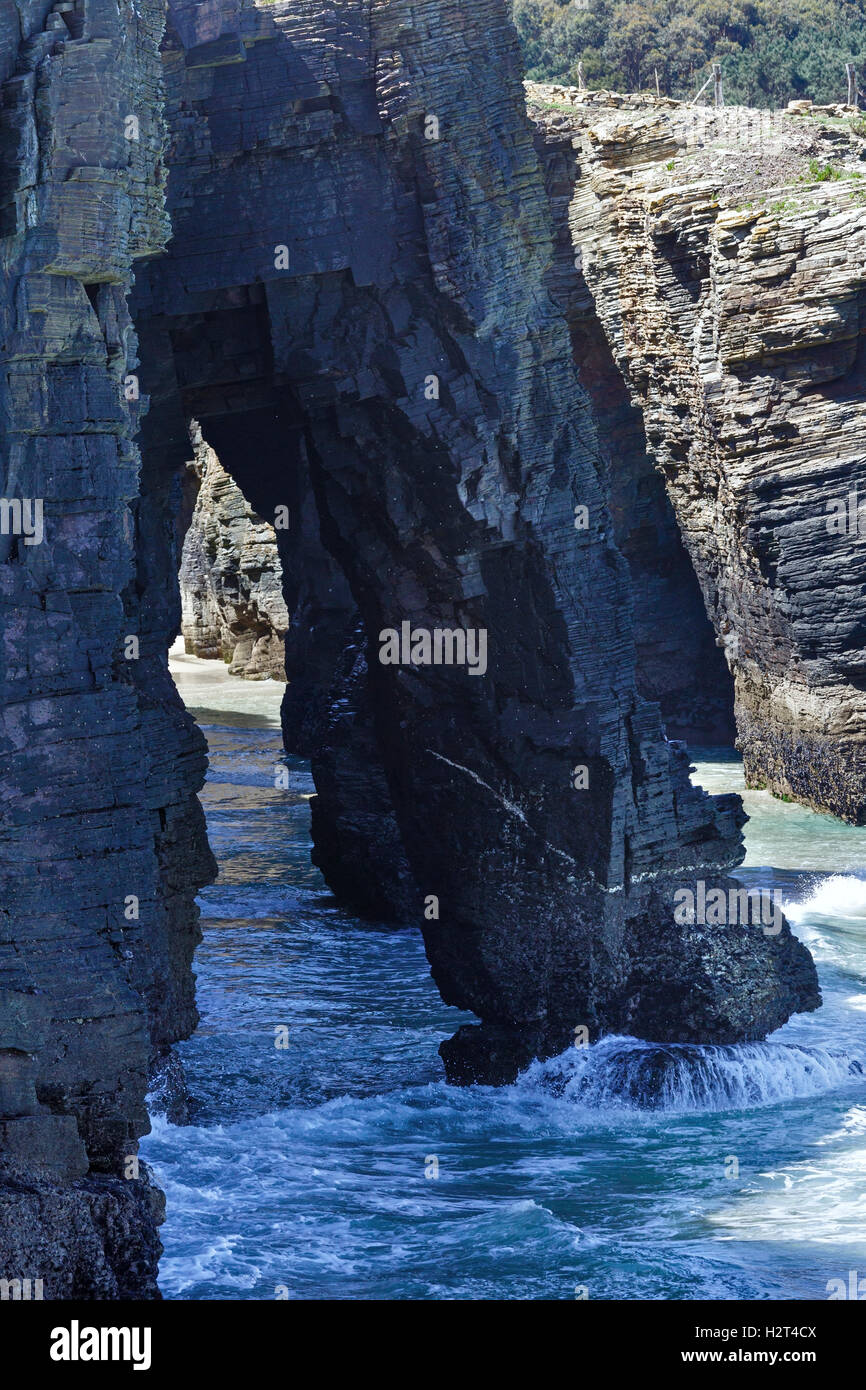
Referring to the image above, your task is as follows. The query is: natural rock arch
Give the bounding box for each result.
[0,0,817,1296]
[130,0,816,1085]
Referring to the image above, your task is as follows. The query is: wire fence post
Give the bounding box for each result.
[713,63,723,108]
[692,70,714,105]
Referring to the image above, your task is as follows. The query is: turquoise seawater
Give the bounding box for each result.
[141,663,866,1300]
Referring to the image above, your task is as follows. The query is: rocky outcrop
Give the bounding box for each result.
[0,0,821,1297]
[530,84,866,821]
[0,0,214,1297]
[179,425,288,680]
[129,0,817,1085]
[532,103,736,744]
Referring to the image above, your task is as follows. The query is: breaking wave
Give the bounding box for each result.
[784,874,866,923]
[520,1035,863,1112]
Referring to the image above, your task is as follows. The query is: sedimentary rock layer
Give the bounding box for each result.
[180,425,288,680]
[0,0,214,1297]
[131,0,818,1083]
[531,107,736,744]
[530,84,866,822]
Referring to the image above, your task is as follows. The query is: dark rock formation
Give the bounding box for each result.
[309,617,420,920]
[0,0,821,1297]
[0,0,214,1297]
[129,0,817,1083]
[179,424,288,680]
[530,84,866,821]
[531,110,736,744]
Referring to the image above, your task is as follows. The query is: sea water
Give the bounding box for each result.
[140,655,866,1300]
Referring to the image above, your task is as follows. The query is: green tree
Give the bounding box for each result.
[602,3,660,89]
[511,0,866,107]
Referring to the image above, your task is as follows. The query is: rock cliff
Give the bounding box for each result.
[530,85,866,822]
[0,0,820,1297]
[0,0,215,1296]
[179,424,288,680]
[130,0,816,1083]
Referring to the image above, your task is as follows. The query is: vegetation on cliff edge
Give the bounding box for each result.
[512,0,866,108]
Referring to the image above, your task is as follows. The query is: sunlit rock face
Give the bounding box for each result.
[180,425,288,680]
[0,1,819,1295]
[530,84,866,823]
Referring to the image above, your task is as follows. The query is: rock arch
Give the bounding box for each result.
[0,0,817,1295]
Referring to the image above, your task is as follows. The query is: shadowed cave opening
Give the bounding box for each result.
[156,287,739,942]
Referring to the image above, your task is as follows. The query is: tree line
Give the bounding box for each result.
[511,0,866,108]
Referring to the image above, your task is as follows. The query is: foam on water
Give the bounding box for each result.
[521,1036,864,1112]
[784,874,866,923]
[141,683,866,1299]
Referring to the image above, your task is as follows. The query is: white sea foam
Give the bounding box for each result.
[784,874,866,923]
[520,1035,863,1113]
[141,734,866,1300]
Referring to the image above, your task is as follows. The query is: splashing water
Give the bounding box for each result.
[139,685,866,1301]
[785,874,866,923]
[523,1037,864,1112]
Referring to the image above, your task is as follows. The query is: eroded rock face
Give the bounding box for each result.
[130,0,818,1084]
[180,425,288,680]
[0,0,214,1297]
[532,110,736,745]
[309,616,420,920]
[0,0,821,1297]
[530,84,866,822]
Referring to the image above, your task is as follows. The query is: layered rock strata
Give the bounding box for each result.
[0,0,822,1298]
[530,84,866,821]
[532,105,736,744]
[130,0,818,1085]
[180,425,288,680]
[0,0,214,1297]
